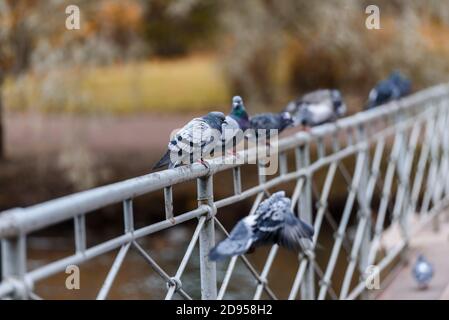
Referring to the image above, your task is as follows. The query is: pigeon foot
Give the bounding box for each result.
[198,159,210,169]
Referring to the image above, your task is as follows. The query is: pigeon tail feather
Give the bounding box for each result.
[208,247,225,261]
[152,150,171,169]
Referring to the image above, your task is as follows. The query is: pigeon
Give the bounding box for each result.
[365,71,411,109]
[209,191,314,261]
[284,89,347,127]
[217,96,250,154]
[152,112,227,169]
[248,111,293,141]
[412,254,434,290]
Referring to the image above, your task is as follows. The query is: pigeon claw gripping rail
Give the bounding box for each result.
[0,84,449,300]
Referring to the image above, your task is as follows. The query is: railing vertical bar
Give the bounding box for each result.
[1,234,27,299]
[340,123,372,299]
[312,162,338,243]
[279,152,288,176]
[410,112,435,215]
[232,167,242,195]
[297,143,315,300]
[123,199,134,233]
[318,151,366,300]
[197,175,217,300]
[420,107,444,216]
[74,214,86,253]
[164,187,174,220]
[366,130,403,266]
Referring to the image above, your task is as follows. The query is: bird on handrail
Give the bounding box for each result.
[247,111,294,143]
[217,96,250,156]
[365,70,411,109]
[152,111,227,169]
[412,254,434,290]
[284,89,347,129]
[209,191,314,261]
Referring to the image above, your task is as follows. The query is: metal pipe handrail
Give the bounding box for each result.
[0,84,447,238]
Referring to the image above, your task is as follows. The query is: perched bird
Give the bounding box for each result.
[248,111,293,141]
[209,191,314,261]
[365,71,411,109]
[284,89,347,127]
[152,112,227,169]
[217,96,250,154]
[412,254,434,290]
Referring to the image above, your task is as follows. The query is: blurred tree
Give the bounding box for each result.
[218,0,449,108]
[0,0,36,159]
[0,0,148,158]
[219,0,286,107]
[143,0,219,56]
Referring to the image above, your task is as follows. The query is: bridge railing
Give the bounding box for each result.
[1,84,449,300]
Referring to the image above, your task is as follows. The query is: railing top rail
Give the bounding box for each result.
[0,83,448,238]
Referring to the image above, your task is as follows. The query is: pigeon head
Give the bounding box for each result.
[280,112,294,130]
[203,111,227,132]
[232,96,243,108]
[417,254,426,262]
[389,70,405,84]
[230,96,250,129]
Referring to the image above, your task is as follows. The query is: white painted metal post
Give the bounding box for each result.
[355,123,371,299]
[297,143,315,300]
[1,235,27,299]
[197,175,217,300]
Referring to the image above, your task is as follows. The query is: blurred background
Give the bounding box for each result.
[1,0,449,299]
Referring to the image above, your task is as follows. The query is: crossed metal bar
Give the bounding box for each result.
[0,84,449,300]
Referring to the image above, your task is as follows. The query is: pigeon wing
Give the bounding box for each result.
[250,114,278,130]
[173,118,216,153]
[301,89,332,105]
[220,116,240,146]
[209,219,254,261]
[277,211,314,251]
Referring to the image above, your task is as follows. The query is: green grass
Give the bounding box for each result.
[4,55,231,114]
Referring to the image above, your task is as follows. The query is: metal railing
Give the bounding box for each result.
[1,84,449,300]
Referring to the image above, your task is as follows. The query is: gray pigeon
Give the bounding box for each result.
[209,191,314,261]
[153,112,227,169]
[412,254,433,289]
[285,89,347,127]
[365,71,411,109]
[248,111,293,141]
[217,96,250,154]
